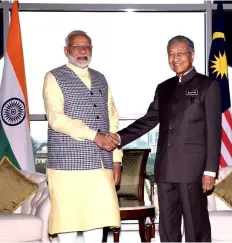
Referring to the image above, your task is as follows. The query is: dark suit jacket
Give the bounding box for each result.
[118,68,221,183]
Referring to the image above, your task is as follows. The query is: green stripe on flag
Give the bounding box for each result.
[0,121,21,169]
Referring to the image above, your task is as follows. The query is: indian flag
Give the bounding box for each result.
[0,1,35,171]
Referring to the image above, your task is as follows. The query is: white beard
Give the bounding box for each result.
[68,54,92,68]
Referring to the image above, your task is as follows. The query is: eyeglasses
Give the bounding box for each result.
[168,51,191,59]
[69,44,93,52]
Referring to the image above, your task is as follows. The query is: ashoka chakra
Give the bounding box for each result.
[1,98,26,126]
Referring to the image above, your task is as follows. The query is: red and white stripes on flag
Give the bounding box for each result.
[221,110,232,166]
[208,2,232,167]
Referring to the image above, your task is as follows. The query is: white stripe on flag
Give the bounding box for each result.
[0,53,34,171]
[221,141,232,166]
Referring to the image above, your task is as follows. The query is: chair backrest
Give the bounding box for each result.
[116,148,151,201]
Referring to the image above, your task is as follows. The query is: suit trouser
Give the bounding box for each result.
[157,182,211,242]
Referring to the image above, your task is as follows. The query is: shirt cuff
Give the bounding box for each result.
[113,148,123,163]
[203,171,216,177]
[86,129,97,141]
[116,133,121,145]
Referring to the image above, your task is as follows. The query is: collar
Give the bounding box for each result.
[67,63,89,76]
[178,67,197,84]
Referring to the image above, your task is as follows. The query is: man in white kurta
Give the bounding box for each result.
[43,30,122,243]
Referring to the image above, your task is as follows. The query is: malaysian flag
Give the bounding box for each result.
[208,2,232,167]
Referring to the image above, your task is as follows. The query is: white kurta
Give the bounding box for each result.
[43,64,122,234]
[47,168,120,234]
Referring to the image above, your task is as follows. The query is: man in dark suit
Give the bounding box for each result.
[104,35,222,242]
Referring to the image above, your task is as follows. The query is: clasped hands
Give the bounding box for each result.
[94,132,119,151]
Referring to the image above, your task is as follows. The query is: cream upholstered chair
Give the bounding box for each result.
[0,170,51,242]
[207,166,232,242]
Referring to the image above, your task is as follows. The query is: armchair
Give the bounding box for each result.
[0,170,51,242]
[207,166,232,242]
[103,148,156,242]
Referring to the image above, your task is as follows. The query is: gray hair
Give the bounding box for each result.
[65,30,92,46]
[167,35,194,53]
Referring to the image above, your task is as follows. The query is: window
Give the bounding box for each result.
[21,11,205,174]
[19,11,205,117]
[30,120,158,174]
[30,121,48,174]
[119,120,159,175]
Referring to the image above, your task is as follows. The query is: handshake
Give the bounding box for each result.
[94,132,120,151]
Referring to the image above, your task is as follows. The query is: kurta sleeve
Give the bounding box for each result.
[108,86,123,163]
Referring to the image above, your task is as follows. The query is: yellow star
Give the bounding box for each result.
[210,51,228,79]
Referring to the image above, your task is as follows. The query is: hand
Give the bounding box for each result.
[202,175,215,193]
[94,132,118,151]
[113,162,121,185]
[104,133,120,149]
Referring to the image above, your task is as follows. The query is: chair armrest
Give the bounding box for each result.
[34,195,51,242]
[145,172,155,202]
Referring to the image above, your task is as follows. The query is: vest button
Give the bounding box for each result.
[96,116,99,119]
[98,129,101,132]
[90,91,93,95]
[94,104,97,107]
